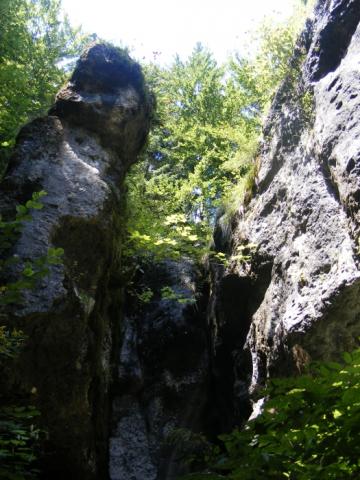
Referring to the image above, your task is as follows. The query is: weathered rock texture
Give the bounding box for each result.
[0,43,152,479]
[109,260,209,480]
[3,2,360,478]
[210,0,360,416]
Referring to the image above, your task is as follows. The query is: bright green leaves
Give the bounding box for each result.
[228,2,313,118]
[126,44,258,267]
[135,287,154,304]
[126,5,313,268]
[208,243,257,269]
[185,347,360,479]
[145,43,258,224]
[15,191,46,221]
[0,190,46,252]
[230,243,258,264]
[0,0,92,169]
[125,213,209,263]
[46,247,65,265]
[161,286,196,305]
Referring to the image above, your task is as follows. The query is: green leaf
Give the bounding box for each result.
[343,352,353,364]
[15,205,27,215]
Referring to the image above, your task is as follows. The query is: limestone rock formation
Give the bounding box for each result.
[2,1,360,478]
[210,0,360,415]
[0,43,152,479]
[109,260,209,480]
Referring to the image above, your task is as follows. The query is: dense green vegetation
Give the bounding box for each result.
[181,349,360,479]
[125,2,312,263]
[0,0,93,168]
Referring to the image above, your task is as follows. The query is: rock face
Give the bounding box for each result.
[2,2,360,478]
[210,0,360,415]
[0,43,152,479]
[109,260,209,480]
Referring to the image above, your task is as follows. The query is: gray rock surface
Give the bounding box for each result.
[210,0,360,413]
[109,260,209,480]
[0,43,151,479]
[3,2,360,478]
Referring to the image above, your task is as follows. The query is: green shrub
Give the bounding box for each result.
[182,347,360,479]
[0,405,42,480]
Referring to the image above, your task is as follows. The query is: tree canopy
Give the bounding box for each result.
[125,2,312,263]
[0,0,93,167]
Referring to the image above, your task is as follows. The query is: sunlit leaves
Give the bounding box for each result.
[126,44,259,266]
[0,0,93,168]
[126,7,312,266]
[161,286,196,305]
[185,347,360,479]
[228,2,313,117]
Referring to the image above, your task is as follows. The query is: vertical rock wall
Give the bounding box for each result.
[0,44,152,479]
[109,260,209,480]
[210,0,360,418]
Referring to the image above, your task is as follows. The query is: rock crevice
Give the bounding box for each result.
[2,2,360,478]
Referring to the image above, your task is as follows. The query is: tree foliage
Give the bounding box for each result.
[132,44,258,226]
[228,2,312,116]
[125,2,312,263]
[126,44,257,265]
[0,0,93,166]
[182,348,360,480]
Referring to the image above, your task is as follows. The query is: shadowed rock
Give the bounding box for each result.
[0,43,152,479]
[109,260,209,480]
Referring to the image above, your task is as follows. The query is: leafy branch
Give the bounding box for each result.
[0,190,64,479]
[182,347,360,479]
[0,191,64,306]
